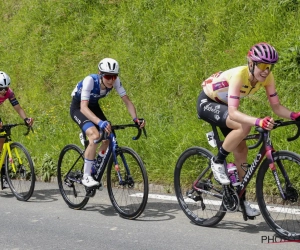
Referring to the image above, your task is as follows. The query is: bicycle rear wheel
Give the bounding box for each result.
[106,146,148,219]
[5,142,35,201]
[174,146,226,226]
[256,150,300,240]
[57,144,89,209]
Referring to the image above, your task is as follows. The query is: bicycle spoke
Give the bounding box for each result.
[57,144,89,209]
[257,150,300,240]
[5,142,35,201]
[107,146,148,219]
[174,147,225,226]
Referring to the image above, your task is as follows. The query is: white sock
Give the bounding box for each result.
[83,158,94,177]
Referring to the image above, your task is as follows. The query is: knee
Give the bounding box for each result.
[86,127,101,141]
[237,124,251,138]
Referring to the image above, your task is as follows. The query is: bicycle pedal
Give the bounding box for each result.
[85,188,96,197]
[247,216,256,220]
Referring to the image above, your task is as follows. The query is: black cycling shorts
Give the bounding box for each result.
[70,98,107,132]
[196,90,232,137]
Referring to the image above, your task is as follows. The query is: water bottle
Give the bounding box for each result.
[227,163,241,186]
[91,151,107,175]
[79,132,84,146]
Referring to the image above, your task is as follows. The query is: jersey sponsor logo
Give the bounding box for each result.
[214,114,220,120]
[203,103,220,115]
[74,115,81,124]
[212,81,229,91]
[91,93,101,98]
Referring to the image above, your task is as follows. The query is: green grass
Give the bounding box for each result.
[0,0,300,192]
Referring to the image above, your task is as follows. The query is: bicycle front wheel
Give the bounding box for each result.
[57,144,89,209]
[106,146,148,219]
[174,147,225,226]
[256,150,300,240]
[5,142,35,201]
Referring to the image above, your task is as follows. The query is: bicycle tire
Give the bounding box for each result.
[57,144,89,209]
[174,146,226,226]
[5,142,35,201]
[256,150,300,240]
[106,146,148,219]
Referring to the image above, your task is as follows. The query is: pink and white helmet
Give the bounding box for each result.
[247,43,278,64]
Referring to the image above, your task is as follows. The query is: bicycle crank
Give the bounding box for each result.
[222,185,239,212]
[285,185,299,203]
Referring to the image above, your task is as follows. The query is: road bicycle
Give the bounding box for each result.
[174,119,300,240]
[57,122,149,219]
[0,123,35,201]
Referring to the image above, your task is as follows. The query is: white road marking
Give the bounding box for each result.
[130,193,300,214]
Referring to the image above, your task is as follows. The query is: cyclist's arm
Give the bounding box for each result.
[80,76,102,124]
[227,77,257,126]
[13,104,27,120]
[121,95,138,119]
[120,95,145,127]
[265,78,293,119]
[80,101,102,125]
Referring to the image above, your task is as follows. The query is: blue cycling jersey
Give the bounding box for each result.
[71,74,126,105]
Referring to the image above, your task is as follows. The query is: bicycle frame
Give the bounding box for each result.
[237,129,274,197]
[0,142,19,173]
[80,123,146,185]
[206,120,300,199]
[0,131,24,174]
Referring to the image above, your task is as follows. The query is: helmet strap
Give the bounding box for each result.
[248,61,258,85]
[100,76,110,90]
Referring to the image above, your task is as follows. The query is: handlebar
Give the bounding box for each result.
[0,123,34,136]
[93,123,147,144]
[111,123,147,140]
[246,119,300,149]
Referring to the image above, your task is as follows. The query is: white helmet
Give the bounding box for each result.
[98,58,119,74]
[0,71,11,87]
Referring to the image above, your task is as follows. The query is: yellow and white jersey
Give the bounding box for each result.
[202,66,275,106]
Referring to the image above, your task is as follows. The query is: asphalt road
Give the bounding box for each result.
[0,182,298,250]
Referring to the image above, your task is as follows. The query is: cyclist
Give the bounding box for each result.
[70,58,145,188]
[197,42,300,217]
[0,71,34,188]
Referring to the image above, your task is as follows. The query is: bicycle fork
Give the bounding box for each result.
[3,143,21,174]
[112,147,133,187]
[269,151,298,202]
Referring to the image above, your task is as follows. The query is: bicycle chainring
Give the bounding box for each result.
[285,186,299,203]
[222,186,239,212]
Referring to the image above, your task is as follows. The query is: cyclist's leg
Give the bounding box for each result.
[197,91,231,184]
[70,102,100,187]
[232,140,248,180]
[221,123,259,216]
[0,137,4,152]
[0,137,8,188]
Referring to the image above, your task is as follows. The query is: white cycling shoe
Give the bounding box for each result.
[82,175,99,187]
[241,201,261,217]
[210,158,230,185]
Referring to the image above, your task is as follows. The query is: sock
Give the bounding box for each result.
[214,146,230,163]
[83,158,94,177]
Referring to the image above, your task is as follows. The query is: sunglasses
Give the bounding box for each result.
[0,87,8,92]
[102,74,118,81]
[255,63,274,71]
